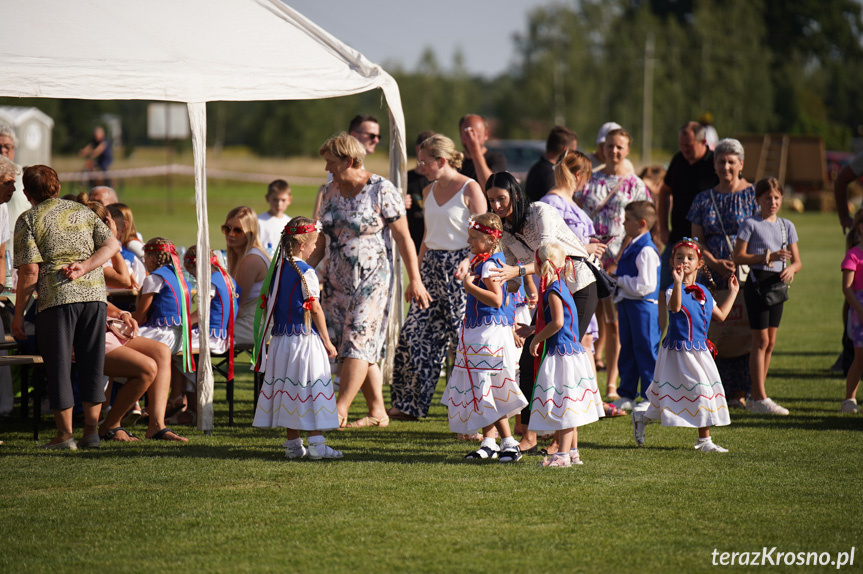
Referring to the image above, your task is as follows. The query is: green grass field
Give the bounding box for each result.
[1,191,861,573]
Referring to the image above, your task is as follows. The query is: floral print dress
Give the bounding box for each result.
[319,173,406,363]
[575,172,649,266]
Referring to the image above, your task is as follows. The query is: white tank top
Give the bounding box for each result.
[423,180,471,250]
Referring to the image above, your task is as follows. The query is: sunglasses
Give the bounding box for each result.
[355,131,381,141]
[221,224,245,236]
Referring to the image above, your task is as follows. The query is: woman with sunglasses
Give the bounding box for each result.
[222,206,269,346]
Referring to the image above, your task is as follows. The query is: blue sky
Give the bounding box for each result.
[289,0,559,77]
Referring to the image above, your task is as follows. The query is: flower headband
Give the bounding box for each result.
[468,219,502,239]
[672,237,702,259]
[144,243,177,255]
[284,221,322,235]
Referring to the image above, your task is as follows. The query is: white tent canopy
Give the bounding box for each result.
[0,0,408,432]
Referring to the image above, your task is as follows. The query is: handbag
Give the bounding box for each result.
[710,189,749,282]
[750,219,789,306]
[107,317,135,342]
[707,288,751,358]
[570,255,617,299]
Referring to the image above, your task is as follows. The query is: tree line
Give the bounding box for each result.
[2,0,860,158]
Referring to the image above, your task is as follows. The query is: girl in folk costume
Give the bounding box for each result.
[444,213,527,462]
[529,242,605,468]
[133,238,196,374]
[252,217,341,460]
[632,239,738,452]
[165,246,239,425]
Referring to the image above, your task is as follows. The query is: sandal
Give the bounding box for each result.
[146,427,187,441]
[456,433,483,442]
[606,384,619,401]
[498,446,523,463]
[338,414,348,429]
[386,408,418,421]
[347,415,389,428]
[100,427,139,442]
[464,446,499,460]
[539,453,572,468]
[603,403,627,417]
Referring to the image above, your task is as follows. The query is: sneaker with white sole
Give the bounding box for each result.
[612,397,637,412]
[694,439,728,453]
[840,399,859,414]
[308,441,343,460]
[632,411,647,446]
[746,397,789,415]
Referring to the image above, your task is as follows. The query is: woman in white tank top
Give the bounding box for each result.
[222,206,270,346]
[388,134,488,422]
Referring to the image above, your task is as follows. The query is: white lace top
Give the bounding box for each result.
[500,202,596,293]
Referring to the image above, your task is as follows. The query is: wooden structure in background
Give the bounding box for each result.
[737,134,828,192]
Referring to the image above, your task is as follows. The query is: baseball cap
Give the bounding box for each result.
[596,121,623,144]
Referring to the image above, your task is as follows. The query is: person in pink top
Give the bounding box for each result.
[840,209,863,414]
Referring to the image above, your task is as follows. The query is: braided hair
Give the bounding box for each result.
[281,216,318,333]
[143,237,174,273]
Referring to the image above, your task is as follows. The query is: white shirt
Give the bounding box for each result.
[613,233,660,303]
[258,212,290,254]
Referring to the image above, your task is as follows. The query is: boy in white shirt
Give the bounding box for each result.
[257,179,292,255]
[613,200,661,411]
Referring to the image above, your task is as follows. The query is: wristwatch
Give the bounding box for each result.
[518,265,526,277]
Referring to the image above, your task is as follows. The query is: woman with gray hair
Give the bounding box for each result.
[0,155,19,416]
[307,132,430,428]
[687,138,758,410]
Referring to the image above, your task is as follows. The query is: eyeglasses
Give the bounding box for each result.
[354,131,381,141]
[0,144,13,152]
[417,158,439,169]
[221,224,245,236]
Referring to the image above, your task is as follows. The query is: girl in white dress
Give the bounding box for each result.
[528,242,604,468]
[252,217,341,460]
[632,239,738,452]
[444,213,527,462]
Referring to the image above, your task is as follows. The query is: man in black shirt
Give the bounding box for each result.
[524,125,578,202]
[458,114,506,188]
[657,121,719,323]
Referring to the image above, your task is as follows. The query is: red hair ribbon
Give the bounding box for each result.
[707,339,718,358]
[468,219,502,239]
[302,296,316,311]
[208,253,237,379]
[144,243,177,255]
[284,221,322,235]
[672,237,702,259]
[684,284,706,302]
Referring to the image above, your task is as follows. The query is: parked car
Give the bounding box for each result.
[485,139,545,183]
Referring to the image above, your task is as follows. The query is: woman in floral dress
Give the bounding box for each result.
[309,133,430,428]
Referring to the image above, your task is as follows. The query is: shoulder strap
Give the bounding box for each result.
[780,218,787,271]
[709,189,735,254]
[590,175,625,216]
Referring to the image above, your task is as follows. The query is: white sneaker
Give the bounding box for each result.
[612,397,637,412]
[308,441,343,460]
[632,411,646,446]
[632,400,650,412]
[840,399,859,414]
[746,397,789,416]
[283,439,307,460]
[694,439,728,453]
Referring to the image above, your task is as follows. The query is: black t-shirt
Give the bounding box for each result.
[459,150,507,187]
[406,168,428,254]
[664,150,719,244]
[524,156,555,202]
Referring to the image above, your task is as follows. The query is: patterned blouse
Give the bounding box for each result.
[575,172,649,265]
[500,202,594,293]
[14,198,113,312]
[686,186,757,262]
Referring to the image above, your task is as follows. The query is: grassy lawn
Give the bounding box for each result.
[1,204,861,573]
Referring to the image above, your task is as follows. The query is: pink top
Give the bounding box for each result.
[841,246,863,290]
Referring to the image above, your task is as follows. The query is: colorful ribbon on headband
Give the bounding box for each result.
[467,219,502,239]
[672,237,701,259]
[252,241,281,370]
[284,221,322,235]
[211,253,237,379]
[148,243,196,373]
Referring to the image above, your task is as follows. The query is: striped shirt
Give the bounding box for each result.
[736,215,798,272]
